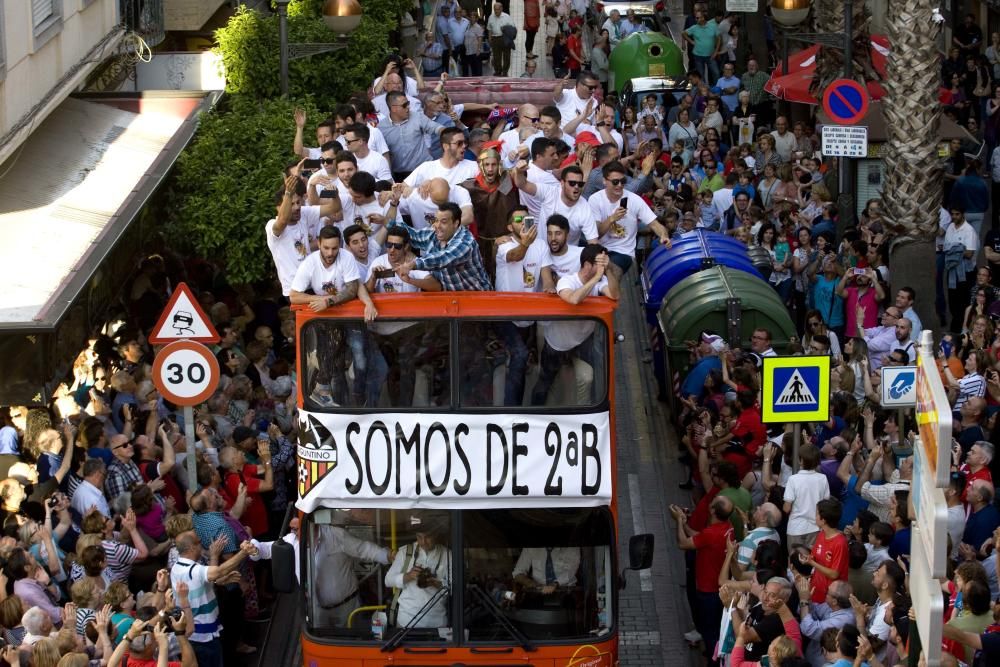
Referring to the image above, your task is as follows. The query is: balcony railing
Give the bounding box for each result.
[120,0,165,47]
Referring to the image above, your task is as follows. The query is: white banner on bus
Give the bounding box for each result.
[294,410,612,512]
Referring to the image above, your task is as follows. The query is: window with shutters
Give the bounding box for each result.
[0,5,5,83]
[31,0,62,51]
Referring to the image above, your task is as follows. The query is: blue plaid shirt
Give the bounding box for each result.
[390,221,492,291]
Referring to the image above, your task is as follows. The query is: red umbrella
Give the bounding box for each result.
[764,36,890,105]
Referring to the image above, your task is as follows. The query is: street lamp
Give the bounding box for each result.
[771,0,856,230]
[277,0,363,96]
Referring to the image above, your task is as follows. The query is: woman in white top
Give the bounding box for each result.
[668,108,698,153]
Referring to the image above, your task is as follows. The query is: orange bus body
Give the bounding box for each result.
[293,292,622,667]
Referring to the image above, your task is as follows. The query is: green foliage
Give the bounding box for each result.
[215,0,412,106]
[165,97,324,285]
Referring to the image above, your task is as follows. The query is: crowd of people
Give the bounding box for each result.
[3,2,1000,665]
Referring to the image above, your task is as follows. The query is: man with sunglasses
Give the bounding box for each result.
[343,123,392,182]
[404,127,479,188]
[498,104,541,166]
[589,161,670,276]
[105,434,164,505]
[512,160,597,246]
[306,140,345,202]
[553,71,599,130]
[379,91,445,183]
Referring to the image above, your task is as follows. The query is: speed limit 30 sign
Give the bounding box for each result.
[152,340,220,406]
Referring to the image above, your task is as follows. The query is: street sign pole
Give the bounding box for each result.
[792,423,801,474]
[184,406,197,492]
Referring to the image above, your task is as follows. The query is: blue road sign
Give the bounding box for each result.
[881,365,917,407]
[762,356,831,423]
[822,78,870,125]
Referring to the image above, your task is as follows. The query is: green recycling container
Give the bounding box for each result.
[658,266,797,411]
[608,32,685,94]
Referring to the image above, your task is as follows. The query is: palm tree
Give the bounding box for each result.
[881,0,942,333]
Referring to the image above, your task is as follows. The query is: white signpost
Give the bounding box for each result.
[911,330,951,666]
[821,125,868,158]
[150,283,221,491]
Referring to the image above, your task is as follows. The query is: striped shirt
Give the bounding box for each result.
[737,527,780,568]
[955,372,986,410]
[102,539,139,583]
[170,558,220,642]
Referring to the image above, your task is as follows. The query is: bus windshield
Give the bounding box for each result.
[299,316,609,411]
[301,507,616,646]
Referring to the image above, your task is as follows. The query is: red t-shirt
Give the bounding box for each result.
[128,658,181,667]
[810,531,848,603]
[223,464,268,537]
[962,466,993,504]
[692,520,734,593]
[731,406,767,458]
[689,486,720,532]
[567,34,582,70]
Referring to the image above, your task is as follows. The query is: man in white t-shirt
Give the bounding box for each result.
[553,71,599,130]
[518,137,561,219]
[266,174,341,296]
[770,116,796,163]
[395,177,474,229]
[495,207,555,406]
[306,141,345,202]
[588,160,670,276]
[333,104,390,156]
[404,127,480,188]
[339,171,394,253]
[365,225,442,407]
[344,123,392,183]
[290,226,374,407]
[783,444,831,551]
[540,214,584,285]
[532,244,619,406]
[513,162,598,245]
[293,109,336,159]
[498,104,542,167]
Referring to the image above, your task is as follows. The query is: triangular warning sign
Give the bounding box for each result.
[148,282,220,344]
[775,369,817,406]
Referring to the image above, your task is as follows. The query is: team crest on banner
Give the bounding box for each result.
[297,414,338,498]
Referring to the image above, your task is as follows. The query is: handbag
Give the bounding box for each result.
[715,602,737,659]
[974,70,991,97]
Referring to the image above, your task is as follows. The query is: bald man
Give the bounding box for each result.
[372,72,423,120]
[735,502,782,573]
[497,105,541,167]
[962,478,1000,554]
[395,177,474,228]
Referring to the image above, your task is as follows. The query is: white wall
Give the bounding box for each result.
[0,0,121,159]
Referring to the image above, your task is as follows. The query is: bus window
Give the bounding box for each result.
[456,319,609,408]
[462,508,614,642]
[303,509,453,642]
[301,319,450,410]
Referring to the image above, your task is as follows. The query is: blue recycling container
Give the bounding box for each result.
[641,230,763,326]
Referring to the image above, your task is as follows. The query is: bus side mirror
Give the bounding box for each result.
[620,533,654,589]
[271,540,297,594]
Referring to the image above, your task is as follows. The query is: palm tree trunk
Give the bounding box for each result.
[883,0,943,334]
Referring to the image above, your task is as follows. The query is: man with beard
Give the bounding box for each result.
[460,142,519,281]
[267,173,342,298]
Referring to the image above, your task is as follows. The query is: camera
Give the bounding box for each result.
[416,570,434,588]
[46,496,59,509]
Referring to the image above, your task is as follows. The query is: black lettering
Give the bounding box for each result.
[485,424,509,496]
[365,421,392,495]
[511,423,529,496]
[394,422,422,495]
[166,363,183,384]
[544,423,563,495]
[424,423,451,496]
[566,431,579,466]
[345,423,362,494]
[581,424,601,495]
[453,424,471,494]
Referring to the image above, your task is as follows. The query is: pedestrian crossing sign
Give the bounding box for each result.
[761,355,831,423]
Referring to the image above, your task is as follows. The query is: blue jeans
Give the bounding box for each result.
[607,250,634,275]
[191,638,223,667]
[694,590,723,659]
[497,323,531,407]
[691,54,720,85]
[330,326,371,406]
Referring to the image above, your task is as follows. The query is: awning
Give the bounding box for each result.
[0,91,220,332]
[765,35,890,105]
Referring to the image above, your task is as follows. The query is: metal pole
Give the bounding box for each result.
[278,2,289,96]
[838,0,855,227]
[792,423,801,473]
[183,405,197,492]
[897,408,905,437]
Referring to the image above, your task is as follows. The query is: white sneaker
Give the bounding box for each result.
[309,388,337,407]
[683,630,703,643]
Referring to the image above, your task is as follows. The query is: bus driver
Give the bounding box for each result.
[512,546,581,593]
